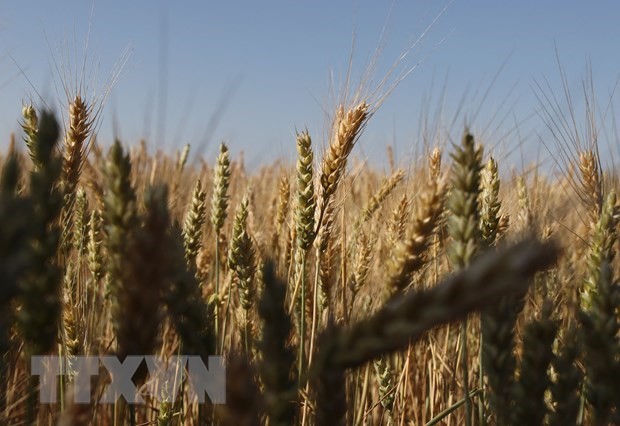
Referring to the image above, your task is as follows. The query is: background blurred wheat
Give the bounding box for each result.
[0,71,619,426]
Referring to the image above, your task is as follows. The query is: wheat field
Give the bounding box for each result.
[0,72,618,426]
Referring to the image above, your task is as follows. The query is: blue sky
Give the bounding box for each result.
[1,1,619,169]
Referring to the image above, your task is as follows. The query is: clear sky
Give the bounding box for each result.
[1,1,619,169]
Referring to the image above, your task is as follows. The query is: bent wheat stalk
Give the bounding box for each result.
[315,238,558,371]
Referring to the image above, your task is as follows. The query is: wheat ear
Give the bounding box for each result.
[17,109,63,424]
[21,104,42,170]
[317,102,369,236]
[429,147,442,180]
[272,175,290,260]
[60,96,93,252]
[102,140,139,356]
[386,178,445,296]
[479,157,501,248]
[183,179,207,270]
[581,190,618,310]
[578,149,603,224]
[576,162,618,425]
[228,195,256,354]
[18,110,63,356]
[210,142,231,347]
[447,130,483,424]
[293,130,316,375]
[316,198,337,312]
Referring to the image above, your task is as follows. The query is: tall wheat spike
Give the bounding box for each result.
[177,143,190,172]
[516,175,533,232]
[294,130,316,252]
[18,110,63,356]
[72,188,89,257]
[228,195,256,354]
[581,190,618,310]
[60,96,93,251]
[210,143,232,233]
[62,262,80,359]
[429,147,442,181]
[447,130,483,425]
[317,102,369,233]
[348,230,373,300]
[183,179,207,269]
[478,155,503,423]
[272,175,290,259]
[388,194,410,244]
[316,199,337,311]
[579,262,620,422]
[210,142,232,346]
[576,153,618,424]
[21,104,42,171]
[578,149,603,224]
[293,130,315,374]
[102,140,139,356]
[86,209,104,283]
[386,178,445,296]
[479,157,501,248]
[16,109,62,424]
